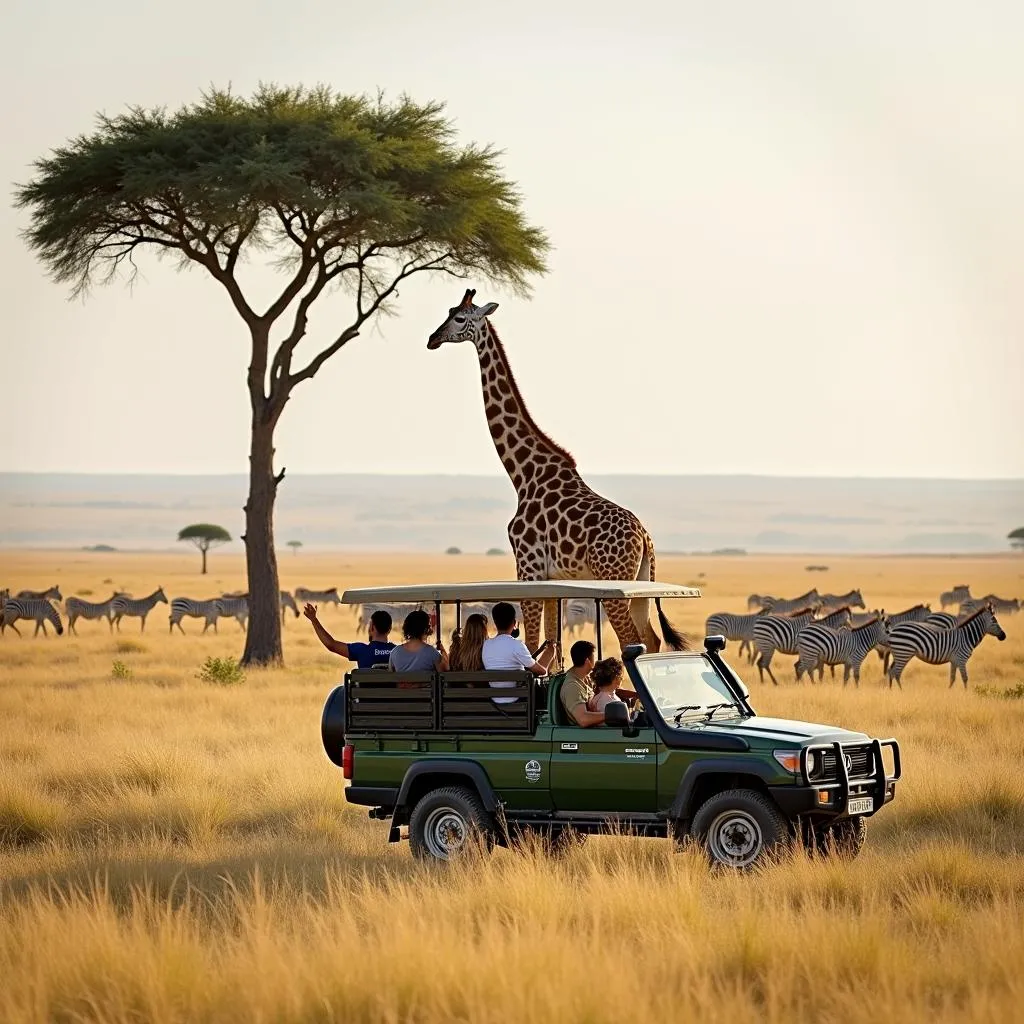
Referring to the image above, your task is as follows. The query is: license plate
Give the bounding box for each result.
[847,797,874,815]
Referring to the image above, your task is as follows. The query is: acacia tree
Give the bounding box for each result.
[1009,528,1024,551]
[178,523,232,574]
[17,86,548,665]
[286,540,303,556]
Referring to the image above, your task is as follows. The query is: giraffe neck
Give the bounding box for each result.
[474,323,577,500]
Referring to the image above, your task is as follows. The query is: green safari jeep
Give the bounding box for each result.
[321,581,901,867]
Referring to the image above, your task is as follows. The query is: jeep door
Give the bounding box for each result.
[549,724,659,812]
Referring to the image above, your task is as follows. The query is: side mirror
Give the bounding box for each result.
[704,634,726,654]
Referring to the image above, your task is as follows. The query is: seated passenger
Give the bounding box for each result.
[389,610,449,673]
[588,657,626,713]
[304,604,395,668]
[450,613,489,672]
[482,602,557,703]
[560,640,605,727]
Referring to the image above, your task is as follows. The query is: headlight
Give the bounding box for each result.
[773,749,801,774]
[806,750,819,778]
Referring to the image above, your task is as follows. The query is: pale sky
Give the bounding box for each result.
[2,0,1022,478]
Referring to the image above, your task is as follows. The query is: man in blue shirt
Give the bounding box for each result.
[303,604,395,668]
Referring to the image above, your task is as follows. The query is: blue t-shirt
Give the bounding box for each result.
[346,641,395,669]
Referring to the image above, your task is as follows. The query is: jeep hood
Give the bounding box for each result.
[688,716,870,746]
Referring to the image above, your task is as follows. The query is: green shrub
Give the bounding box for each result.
[111,660,133,680]
[198,657,245,685]
[974,682,1024,700]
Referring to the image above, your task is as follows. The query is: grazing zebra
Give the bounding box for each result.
[887,605,1005,689]
[16,585,63,603]
[960,594,1020,616]
[818,589,865,612]
[294,586,342,609]
[747,594,777,611]
[939,585,972,611]
[761,589,821,615]
[65,592,126,634]
[169,597,223,634]
[111,588,168,632]
[218,594,249,629]
[874,604,932,671]
[752,605,850,686]
[704,610,766,664]
[280,590,299,620]
[1,597,64,637]
[796,616,888,686]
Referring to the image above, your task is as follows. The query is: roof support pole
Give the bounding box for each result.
[595,600,603,660]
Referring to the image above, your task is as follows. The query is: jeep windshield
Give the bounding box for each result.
[634,655,747,725]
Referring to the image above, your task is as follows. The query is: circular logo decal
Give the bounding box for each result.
[525,759,542,783]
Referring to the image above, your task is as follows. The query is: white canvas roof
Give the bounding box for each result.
[341,580,701,604]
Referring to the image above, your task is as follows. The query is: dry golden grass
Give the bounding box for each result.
[1,549,1023,1023]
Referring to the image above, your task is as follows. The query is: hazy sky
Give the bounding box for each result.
[2,0,1022,478]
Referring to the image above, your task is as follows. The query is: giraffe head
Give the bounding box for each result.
[427,288,499,349]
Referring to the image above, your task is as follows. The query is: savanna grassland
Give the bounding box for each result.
[1,549,1023,1023]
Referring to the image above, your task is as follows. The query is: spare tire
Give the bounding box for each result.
[320,684,347,766]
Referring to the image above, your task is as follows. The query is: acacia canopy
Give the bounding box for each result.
[16,85,549,664]
[178,523,232,574]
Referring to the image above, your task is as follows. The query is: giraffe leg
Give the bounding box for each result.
[542,599,560,652]
[521,600,543,653]
[604,598,642,654]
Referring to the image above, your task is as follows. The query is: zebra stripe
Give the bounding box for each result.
[887,606,1005,689]
[1,597,64,637]
[796,617,888,687]
[939,585,972,610]
[65,592,125,634]
[170,597,223,634]
[280,591,299,619]
[705,610,765,664]
[218,595,249,629]
[924,612,961,629]
[761,589,821,615]
[873,604,932,671]
[752,605,850,686]
[111,588,168,632]
[294,587,342,607]
[16,585,63,603]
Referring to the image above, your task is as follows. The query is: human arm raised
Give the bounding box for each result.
[303,604,350,657]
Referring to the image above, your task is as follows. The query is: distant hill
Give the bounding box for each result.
[0,473,1020,554]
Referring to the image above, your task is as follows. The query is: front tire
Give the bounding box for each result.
[690,788,790,868]
[408,786,494,862]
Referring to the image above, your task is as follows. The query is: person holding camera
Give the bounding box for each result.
[482,601,558,704]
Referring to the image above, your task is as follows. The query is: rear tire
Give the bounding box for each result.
[811,815,867,859]
[690,788,790,868]
[408,786,494,862]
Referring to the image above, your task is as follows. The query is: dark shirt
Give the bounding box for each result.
[346,641,395,669]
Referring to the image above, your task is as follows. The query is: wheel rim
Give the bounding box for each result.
[707,809,764,867]
[423,806,470,859]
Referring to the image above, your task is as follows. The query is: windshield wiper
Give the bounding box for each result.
[703,702,742,721]
[673,704,702,724]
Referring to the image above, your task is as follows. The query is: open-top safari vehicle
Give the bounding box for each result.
[321,581,902,867]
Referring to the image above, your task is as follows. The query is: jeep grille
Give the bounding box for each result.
[816,745,874,781]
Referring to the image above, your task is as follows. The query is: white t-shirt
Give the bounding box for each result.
[482,633,535,703]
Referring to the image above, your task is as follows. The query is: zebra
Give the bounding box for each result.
[874,604,932,672]
[16,585,63,603]
[1,596,64,637]
[887,604,1005,689]
[752,605,850,686]
[747,594,777,611]
[280,590,299,620]
[111,588,168,632]
[817,589,865,613]
[761,589,822,615]
[939,585,972,611]
[218,594,249,629]
[960,595,1020,616]
[924,611,961,629]
[169,597,223,634]
[796,616,888,686]
[294,586,342,610]
[65,592,126,634]
[705,610,766,664]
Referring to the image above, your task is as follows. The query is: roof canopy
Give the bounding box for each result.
[341,580,702,604]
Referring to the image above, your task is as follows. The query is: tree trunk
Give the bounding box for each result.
[201,545,208,574]
[241,419,283,666]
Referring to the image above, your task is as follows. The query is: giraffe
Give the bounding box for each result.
[427,288,686,655]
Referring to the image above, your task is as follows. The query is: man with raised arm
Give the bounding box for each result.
[304,605,395,669]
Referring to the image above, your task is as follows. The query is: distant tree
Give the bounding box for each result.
[178,523,231,574]
[286,540,303,557]
[486,547,505,556]
[446,546,462,555]
[1009,527,1024,551]
[17,85,549,666]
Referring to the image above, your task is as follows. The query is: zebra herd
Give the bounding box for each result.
[708,585,1015,689]
[0,583,345,637]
